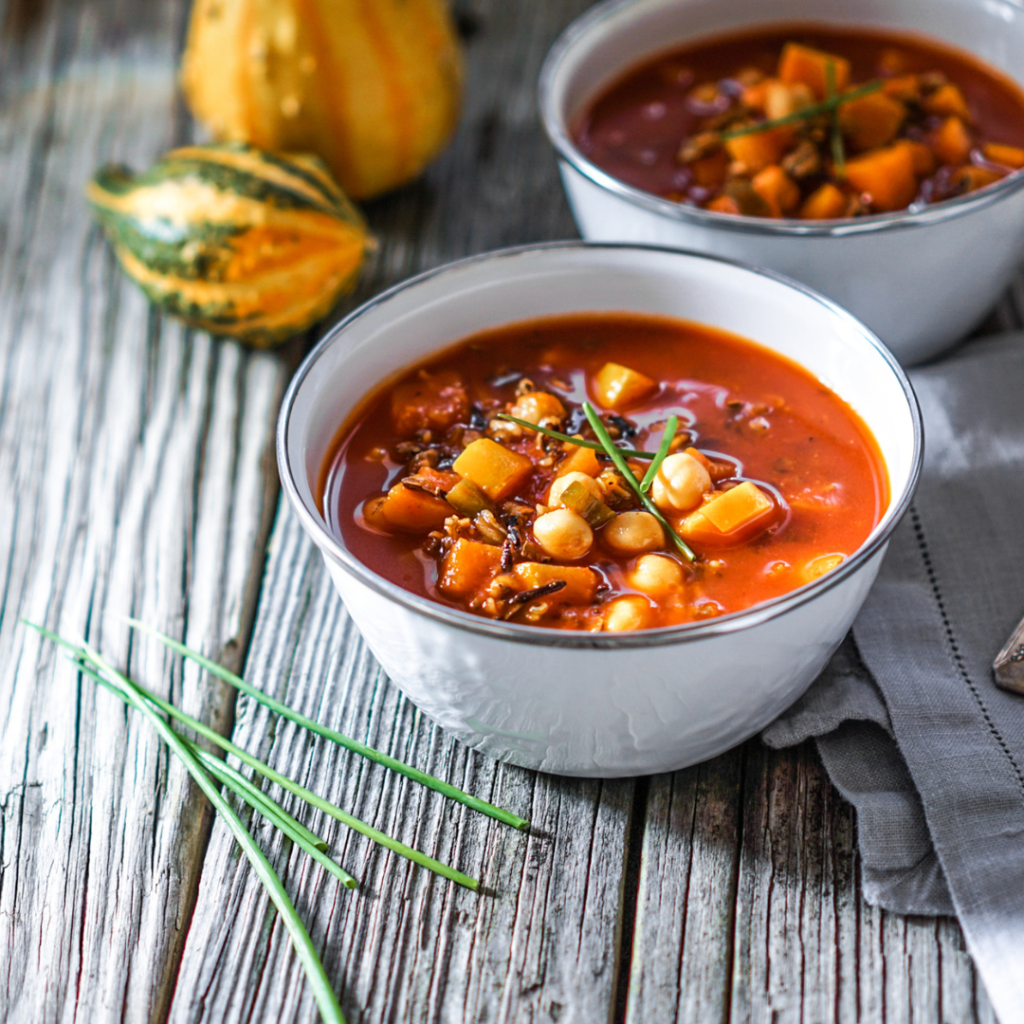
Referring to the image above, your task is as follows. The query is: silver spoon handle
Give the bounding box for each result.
[994,612,1024,694]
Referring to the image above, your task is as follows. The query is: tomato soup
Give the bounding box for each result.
[321,313,888,631]
[573,25,1024,218]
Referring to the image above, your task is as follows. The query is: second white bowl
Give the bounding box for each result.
[540,0,1024,365]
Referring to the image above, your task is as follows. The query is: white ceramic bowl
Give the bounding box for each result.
[539,0,1024,365]
[278,243,922,777]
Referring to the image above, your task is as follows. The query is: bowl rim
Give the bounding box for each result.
[538,0,1024,238]
[277,241,924,650]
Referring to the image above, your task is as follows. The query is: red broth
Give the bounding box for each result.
[573,24,1024,217]
[320,313,888,632]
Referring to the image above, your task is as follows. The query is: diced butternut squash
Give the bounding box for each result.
[983,142,1024,169]
[923,83,971,120]
[513,562,598,604]
[751,164,800,217]
[453,438,534,502]
[439,539,503,599]
[557,440,602,479]
[839,92,906,151]
[895,139,936,176]
[677,482,776,546]
[390,370,468,438]
[725,127,793,173]
[593,361,657,410]
[707,193,740,215]
[883,74,921,102]
[365,482,452,534]
[952,164,1002,192]
[778,42,850,100]
[844,142,918,212]
[690,148,730,188]
[799,182,847,220]
[931,116,973,165]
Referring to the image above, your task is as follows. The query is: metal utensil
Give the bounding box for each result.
[994,612,1024,694]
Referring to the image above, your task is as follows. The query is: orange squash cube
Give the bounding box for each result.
[366,482,452,534]
[799,182,848,220]
[453,438,534,502]
[439,539,503,599]
[923,83,971,121]
[751,165,800,217]
[895,139,936,176]
[513,562,598,604]
[557,441,602,479]
[844,142,918,212]
[952,164,1002,192]
[778,43,850,100]
[707,193,741,215]
[725,128,793,173]
[983,142,1024,169]
[593,361,657,410]
[931,116,973,165]
[690,148,730,188]
[839,92,906,151]
[883,74,921,102]
[677,482,776,547]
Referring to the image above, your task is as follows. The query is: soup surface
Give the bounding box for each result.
[573,24,1024,218]
[322,313,888,631]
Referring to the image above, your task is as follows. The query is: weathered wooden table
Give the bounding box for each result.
[0,0,1012,1020]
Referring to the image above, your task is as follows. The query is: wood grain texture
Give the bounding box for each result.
[0,1,284,1021]
[0,0,1012,1020]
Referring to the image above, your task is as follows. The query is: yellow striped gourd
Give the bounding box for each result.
[86,143,372,347]
[180,0,464,200]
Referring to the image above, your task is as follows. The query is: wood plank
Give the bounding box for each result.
[167,506,633,1024]
[0,0,285,1020]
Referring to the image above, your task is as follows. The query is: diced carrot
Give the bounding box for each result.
[844,142,918,212]
[453,438,534,502]
[390,370,468,438]
[983,142,1024,169]
[690,148,730,188]
[725,128,793,173]
[593,361,657,410]
[923,83,971,120]
[513,562,598,604]
[778,42,850,100]
[366,482,452,534]
[882,74,920,101]
[677,482,776,546]
[838,92,906,151]
[895,139,936,176]
[952,164,1003,192]
[799,182,848,220]
[751,164,800,217]
[706,194,740,215]
[557,441,602,479]
[931,116,973,165]
[438,539,503,599]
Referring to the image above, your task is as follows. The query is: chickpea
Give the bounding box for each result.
[628,553,685,595]
[604,596,653,632]
[532,508,593,560]
[602,511,664,555]
[510,391,566,425]
[548,471,602,508]
[651,452,711,512]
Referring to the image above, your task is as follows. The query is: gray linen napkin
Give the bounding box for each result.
[763,331,1024,1024]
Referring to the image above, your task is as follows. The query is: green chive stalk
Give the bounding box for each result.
[720,78,884,141]
[495,413,658,459]
[826,60,847,179]
[123,618,529,833]
[639,416,679,492]
[77,639,347,1024]
[582,403,697,563]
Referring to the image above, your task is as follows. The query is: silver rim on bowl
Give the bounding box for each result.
[537,0,1024,238]
[277,241,924,649]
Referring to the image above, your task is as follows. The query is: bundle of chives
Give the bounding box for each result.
[25,618,530,1024]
